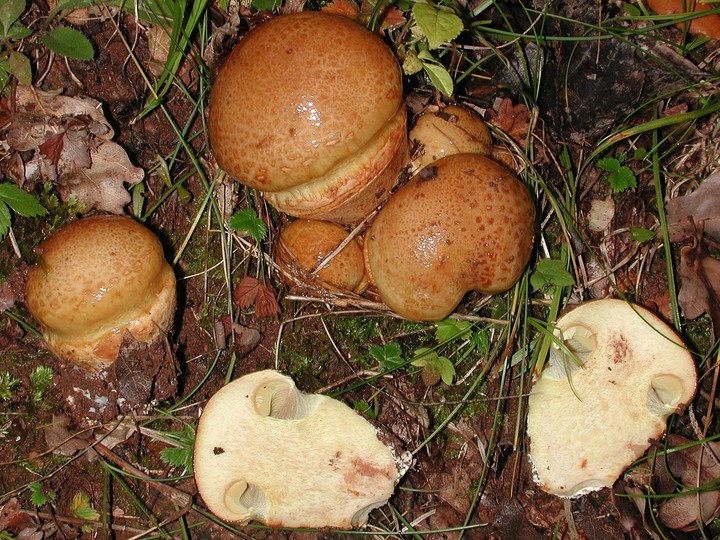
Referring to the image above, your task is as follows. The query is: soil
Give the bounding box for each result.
[0,1,718,539]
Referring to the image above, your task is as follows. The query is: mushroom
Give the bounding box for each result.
[647,0,720,39]
[276,219,368,294]
[363,153,535,321]
[25,215,176,371]
[209,12,407,225]
[193,370,407,528]
[409,104,492,172]
[526,299,697,497]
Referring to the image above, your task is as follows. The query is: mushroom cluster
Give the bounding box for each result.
[25,215,176,371]
[526,299,697,497]
[209,11,407,224]
[193,370,407,528]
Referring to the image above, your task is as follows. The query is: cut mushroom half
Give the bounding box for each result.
[526,299,697,497]
[194,370,408,528]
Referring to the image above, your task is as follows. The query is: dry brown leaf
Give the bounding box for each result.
[43,415,89,456]
[654,435,720,531]
[667,171,720,243]
[232,276,280,317]
[2,86,142,213]
[57,141,144,214]
[677,222,720,338]
[322,0,360,19]
[255,283,281,318]
[487,97,530,142]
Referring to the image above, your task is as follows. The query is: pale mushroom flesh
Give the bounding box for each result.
[526,299,697,497]
[193,370,407,528]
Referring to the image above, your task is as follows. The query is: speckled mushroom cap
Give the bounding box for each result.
[363,153,536,321]
[193,370,406,528]
[276,219,368,294]
[208,11,407,224]
[25,215,176,371]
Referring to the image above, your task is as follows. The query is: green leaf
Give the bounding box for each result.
[531,258,575,290]
[251,0,280,10]
[402,49,423,76]
[160,446,194,471]
[5,21,30,40]
[470,330,490,354]
[7,50,31,85]
[29,482,48,506]
[436,355,455,385]
[353,400,377,420]
[228,208,268,243]
[412,2,463,50]
[41,27,94,60]
[607,166,636,192]
[0,0,25,38]
[410,347,437,367]
[435,318,471,344]
[597,156,621,172]
[70,492,100,521]
[421,58,454,96]
[0,183,47,217]
[369,342,403,370]
[0,201,11,239]
[631,227,656,242]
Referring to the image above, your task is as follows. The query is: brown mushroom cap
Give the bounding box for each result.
[526,299,697,497]
[363,153,535,321]
[276,219,368,294]
[209,12,407,224]
[25,215,176,371]
[409,104,492,171]
[193,370,406,528]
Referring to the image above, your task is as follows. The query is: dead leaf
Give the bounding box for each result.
[487,97,530,142]
[653,435,720,531]
[43,415,89,456]
[667,171,720,243]
[255,282,281,318]
[112,333,160,408]
[322,0,360,19]
[677,221,720,338]
[38,132,64,164]
[57,141,144,214]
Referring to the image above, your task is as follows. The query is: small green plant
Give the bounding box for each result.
[159,423,195,474]
[29,366,54,403]
[597,153,637,192]
[70,491,99,531]
[369,342,404,370]
[0,0,94,90]
[411,347,455,385]
[0,371,20,400]
[0,183,48,240]
[399,1,464,96]
[530,258,575,291]
[29,481,57,507]
[228,208,268,244]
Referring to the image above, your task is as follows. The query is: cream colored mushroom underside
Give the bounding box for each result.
[194,371,399,528]
[526,300,696,497]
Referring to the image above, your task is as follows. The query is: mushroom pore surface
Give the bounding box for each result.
[193,370,403,528]
[25,215,176,370]
[209,12,407,224]
[364,153,535,321]
[276,219,367,294]
[526,299,697,497]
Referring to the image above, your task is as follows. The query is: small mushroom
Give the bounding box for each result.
[647,0,720,39]
[409,104,492,171]
[276,219,368,294]
[193,370,407,528]
[526,299,697,497]
[25,215,176,371]
[363,153,535,321]
[209,12,407,224]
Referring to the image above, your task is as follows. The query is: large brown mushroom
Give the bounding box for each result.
[193,370,407,528]
[209,12,407,224]
[25,215,176,371]
[363,153,535,321]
